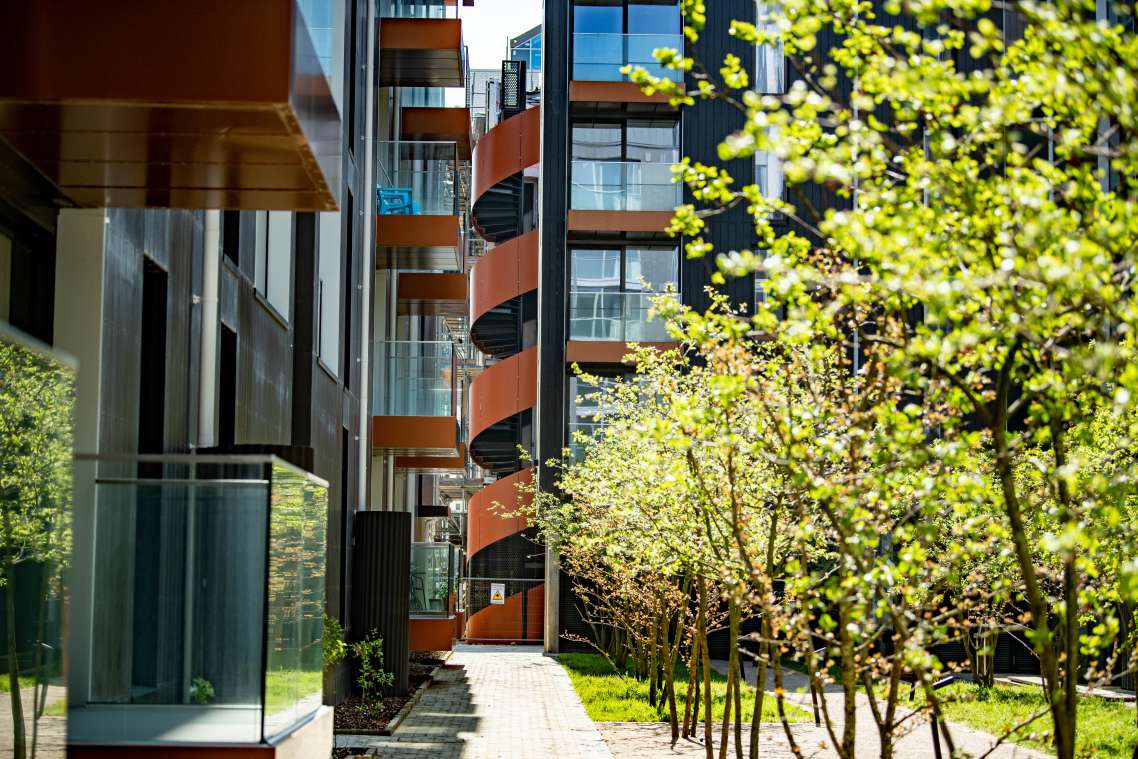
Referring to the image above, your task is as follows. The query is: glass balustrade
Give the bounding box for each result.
[376,141,458,217]
[381,0,458,18]
[570,160,680,212]
[372,340,456,417]
[69,455,328,745]
[572,33,683,82]
[410,542,459,617]
[568,290,672,343]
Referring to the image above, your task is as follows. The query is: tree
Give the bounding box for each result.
[626,0,1138,756]
[0,335,74,759]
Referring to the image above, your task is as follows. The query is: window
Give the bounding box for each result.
[572,0,682,81]
[317,212,342,374]
[571,121,681,211]
[755,4,786,95]
[568,374,618,460]
[570,246,677,341]
[756,146,784,205]
[254,211,293,320]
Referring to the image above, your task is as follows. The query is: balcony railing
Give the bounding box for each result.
[410,542,460,617]
[372,340,457,417]
[568,290,672,342]
[376,141,459,217]
[383,0,459,18]
[572,32,684,82]
[70,455,328,745]
[570,160,680,211]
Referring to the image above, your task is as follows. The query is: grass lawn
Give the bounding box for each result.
[264,669,324,714]
[937,682,1136,759]
[559,652,809,724]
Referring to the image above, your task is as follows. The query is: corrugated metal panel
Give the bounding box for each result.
[351,511,411,695]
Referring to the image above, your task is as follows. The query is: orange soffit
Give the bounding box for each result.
[567,210,674,233]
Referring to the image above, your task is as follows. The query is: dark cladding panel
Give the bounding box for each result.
[351,511,411,695]
[682,0,756,313]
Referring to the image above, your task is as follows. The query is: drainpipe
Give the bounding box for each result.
[198,210,221,448]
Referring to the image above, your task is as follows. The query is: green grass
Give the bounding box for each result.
[264,669,324,714]
[559,652,809,724]
[937,682,1137,759]
[0,675,38,693]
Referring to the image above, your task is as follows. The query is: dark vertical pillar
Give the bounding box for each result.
[350,511,411,695]
[536,0,571,653]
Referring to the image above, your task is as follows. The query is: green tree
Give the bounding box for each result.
[0,335,74,759]
[625,0,1138,757]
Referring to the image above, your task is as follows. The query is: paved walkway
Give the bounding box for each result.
[338,644,612,758]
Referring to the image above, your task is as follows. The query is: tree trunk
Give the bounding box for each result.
[5,554,27,759]
[699,577,714,759]
[839,596,857,758]
[749,634,768,759]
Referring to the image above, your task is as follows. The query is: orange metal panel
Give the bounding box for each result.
[465,584,544,642]
[379,18,464,87]
[469,229,539,324]
[409,616,456,651]
[400,107,473,159]
[468,468,533,559]
[376,214,460,248]
[468,347,537,442]
[569,81,671,104]
[398,272,467,301]
[0,1,340,211]
[565,340,676,365]
[472,106,540,204]
[373,415,458,456]
[567,210,674,233]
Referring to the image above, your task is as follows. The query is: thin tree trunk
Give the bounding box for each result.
[838,595,857,758]
[5,553,27,759]
[699,577,714,759]
[31,558,49,759]
[749,633,768,759]
[730,604,743,759]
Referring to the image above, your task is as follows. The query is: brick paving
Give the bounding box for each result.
[335,646,1048,759]
[337,644,612,758]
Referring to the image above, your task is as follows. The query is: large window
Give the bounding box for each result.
[572,0,682,81]
[317,212,341,374]
[571,121,680,211]
[569,246,677,341]
[254,211,293,321]
[568,374,618,459]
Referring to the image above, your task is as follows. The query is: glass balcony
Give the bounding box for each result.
[568,290,672,342]
[0,325,75,759]
[372,340,457,417]
[570,160,680,211]
[410,542,460,617]
[376,141,459,217]
[69,455,328,745]
[382,0,459,18]
[572,33,684,82]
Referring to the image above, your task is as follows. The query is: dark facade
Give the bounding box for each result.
[0,1,376,755]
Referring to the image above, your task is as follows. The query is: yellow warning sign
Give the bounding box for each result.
[490,582,506,605]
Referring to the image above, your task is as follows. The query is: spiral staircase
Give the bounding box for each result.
[465,104,543,641]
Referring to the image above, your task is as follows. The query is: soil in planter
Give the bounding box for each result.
[409,650,448,667]
[334,695,411,733]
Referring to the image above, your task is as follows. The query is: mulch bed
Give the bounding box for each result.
[410,650,449,666]
[333,695,411,733]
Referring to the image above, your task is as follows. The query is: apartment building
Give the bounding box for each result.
[0,1,377,756]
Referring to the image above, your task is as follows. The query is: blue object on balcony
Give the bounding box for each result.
[378,186,421,215]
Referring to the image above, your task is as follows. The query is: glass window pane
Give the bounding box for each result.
[266,212,292,320]
[571,249,621,291]
[572,124,622,160]
[318,213,341,374]
[254,212,268,295]
[573,3,622,33]
[628,0,681,34]
[624,247,677,291]
[626,120,679,163]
